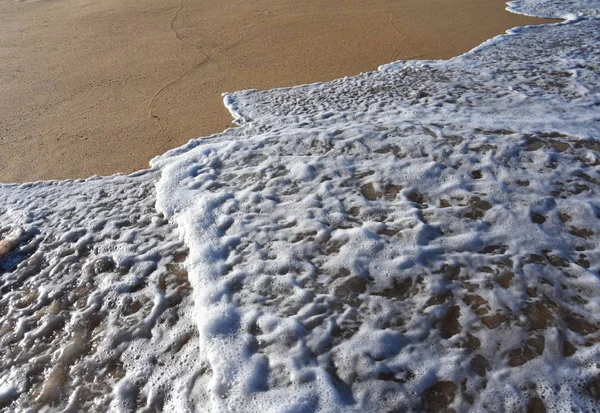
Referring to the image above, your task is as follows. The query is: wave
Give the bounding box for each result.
[0,0,599,410]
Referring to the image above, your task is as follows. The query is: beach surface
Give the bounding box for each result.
[0,0,555,182]
[0,0,598,409]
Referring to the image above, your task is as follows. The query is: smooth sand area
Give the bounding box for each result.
[0,0,556,182]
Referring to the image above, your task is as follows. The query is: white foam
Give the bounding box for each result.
[0,0,599,410]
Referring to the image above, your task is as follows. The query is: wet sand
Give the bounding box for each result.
[0,0,556,182]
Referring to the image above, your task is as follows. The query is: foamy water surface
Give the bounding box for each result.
[0,0,599,410]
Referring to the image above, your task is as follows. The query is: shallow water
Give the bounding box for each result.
[1,0,599,410]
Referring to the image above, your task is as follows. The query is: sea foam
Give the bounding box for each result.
[0,0,599,410]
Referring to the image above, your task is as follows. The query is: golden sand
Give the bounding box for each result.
[0,0,556,182]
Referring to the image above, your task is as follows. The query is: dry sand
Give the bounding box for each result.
[0,0,556,182]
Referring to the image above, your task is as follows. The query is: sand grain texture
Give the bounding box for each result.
[0,0,555,182]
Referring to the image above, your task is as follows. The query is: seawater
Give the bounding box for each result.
[0,0,599,410]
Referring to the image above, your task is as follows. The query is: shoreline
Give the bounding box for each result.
[0,0,557,183]
[0,0,598,409]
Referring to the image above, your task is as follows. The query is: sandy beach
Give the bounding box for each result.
[0,0,598,408]
[0,0,555,183]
